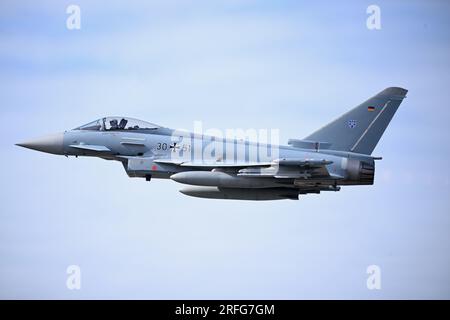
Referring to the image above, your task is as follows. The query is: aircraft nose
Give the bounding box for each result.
[16,132,64,155]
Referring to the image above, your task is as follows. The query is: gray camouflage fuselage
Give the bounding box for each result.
[65,127,374,182]
[16,87,407,200]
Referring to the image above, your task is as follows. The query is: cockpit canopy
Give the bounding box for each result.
[74,117,160,131]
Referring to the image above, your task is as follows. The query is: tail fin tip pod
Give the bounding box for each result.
[303,87,408,155]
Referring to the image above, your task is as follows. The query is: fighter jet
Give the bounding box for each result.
[16,87,407,200]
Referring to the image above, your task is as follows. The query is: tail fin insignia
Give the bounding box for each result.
[303,87,407,155]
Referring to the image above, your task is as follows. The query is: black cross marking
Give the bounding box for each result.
[170,143,180,152]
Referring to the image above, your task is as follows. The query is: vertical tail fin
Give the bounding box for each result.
[304,87,407,155]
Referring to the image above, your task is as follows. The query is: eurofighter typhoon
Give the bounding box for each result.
[16,87,407,200]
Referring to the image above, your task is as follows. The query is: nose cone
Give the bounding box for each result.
[16,132,64,155]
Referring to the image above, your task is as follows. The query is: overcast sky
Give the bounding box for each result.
[1,0,449,299]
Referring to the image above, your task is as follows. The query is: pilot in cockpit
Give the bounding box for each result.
[109,119,119,130]
[75,117,159,131]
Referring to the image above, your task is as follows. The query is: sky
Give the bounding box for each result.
[0,0,449,299]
